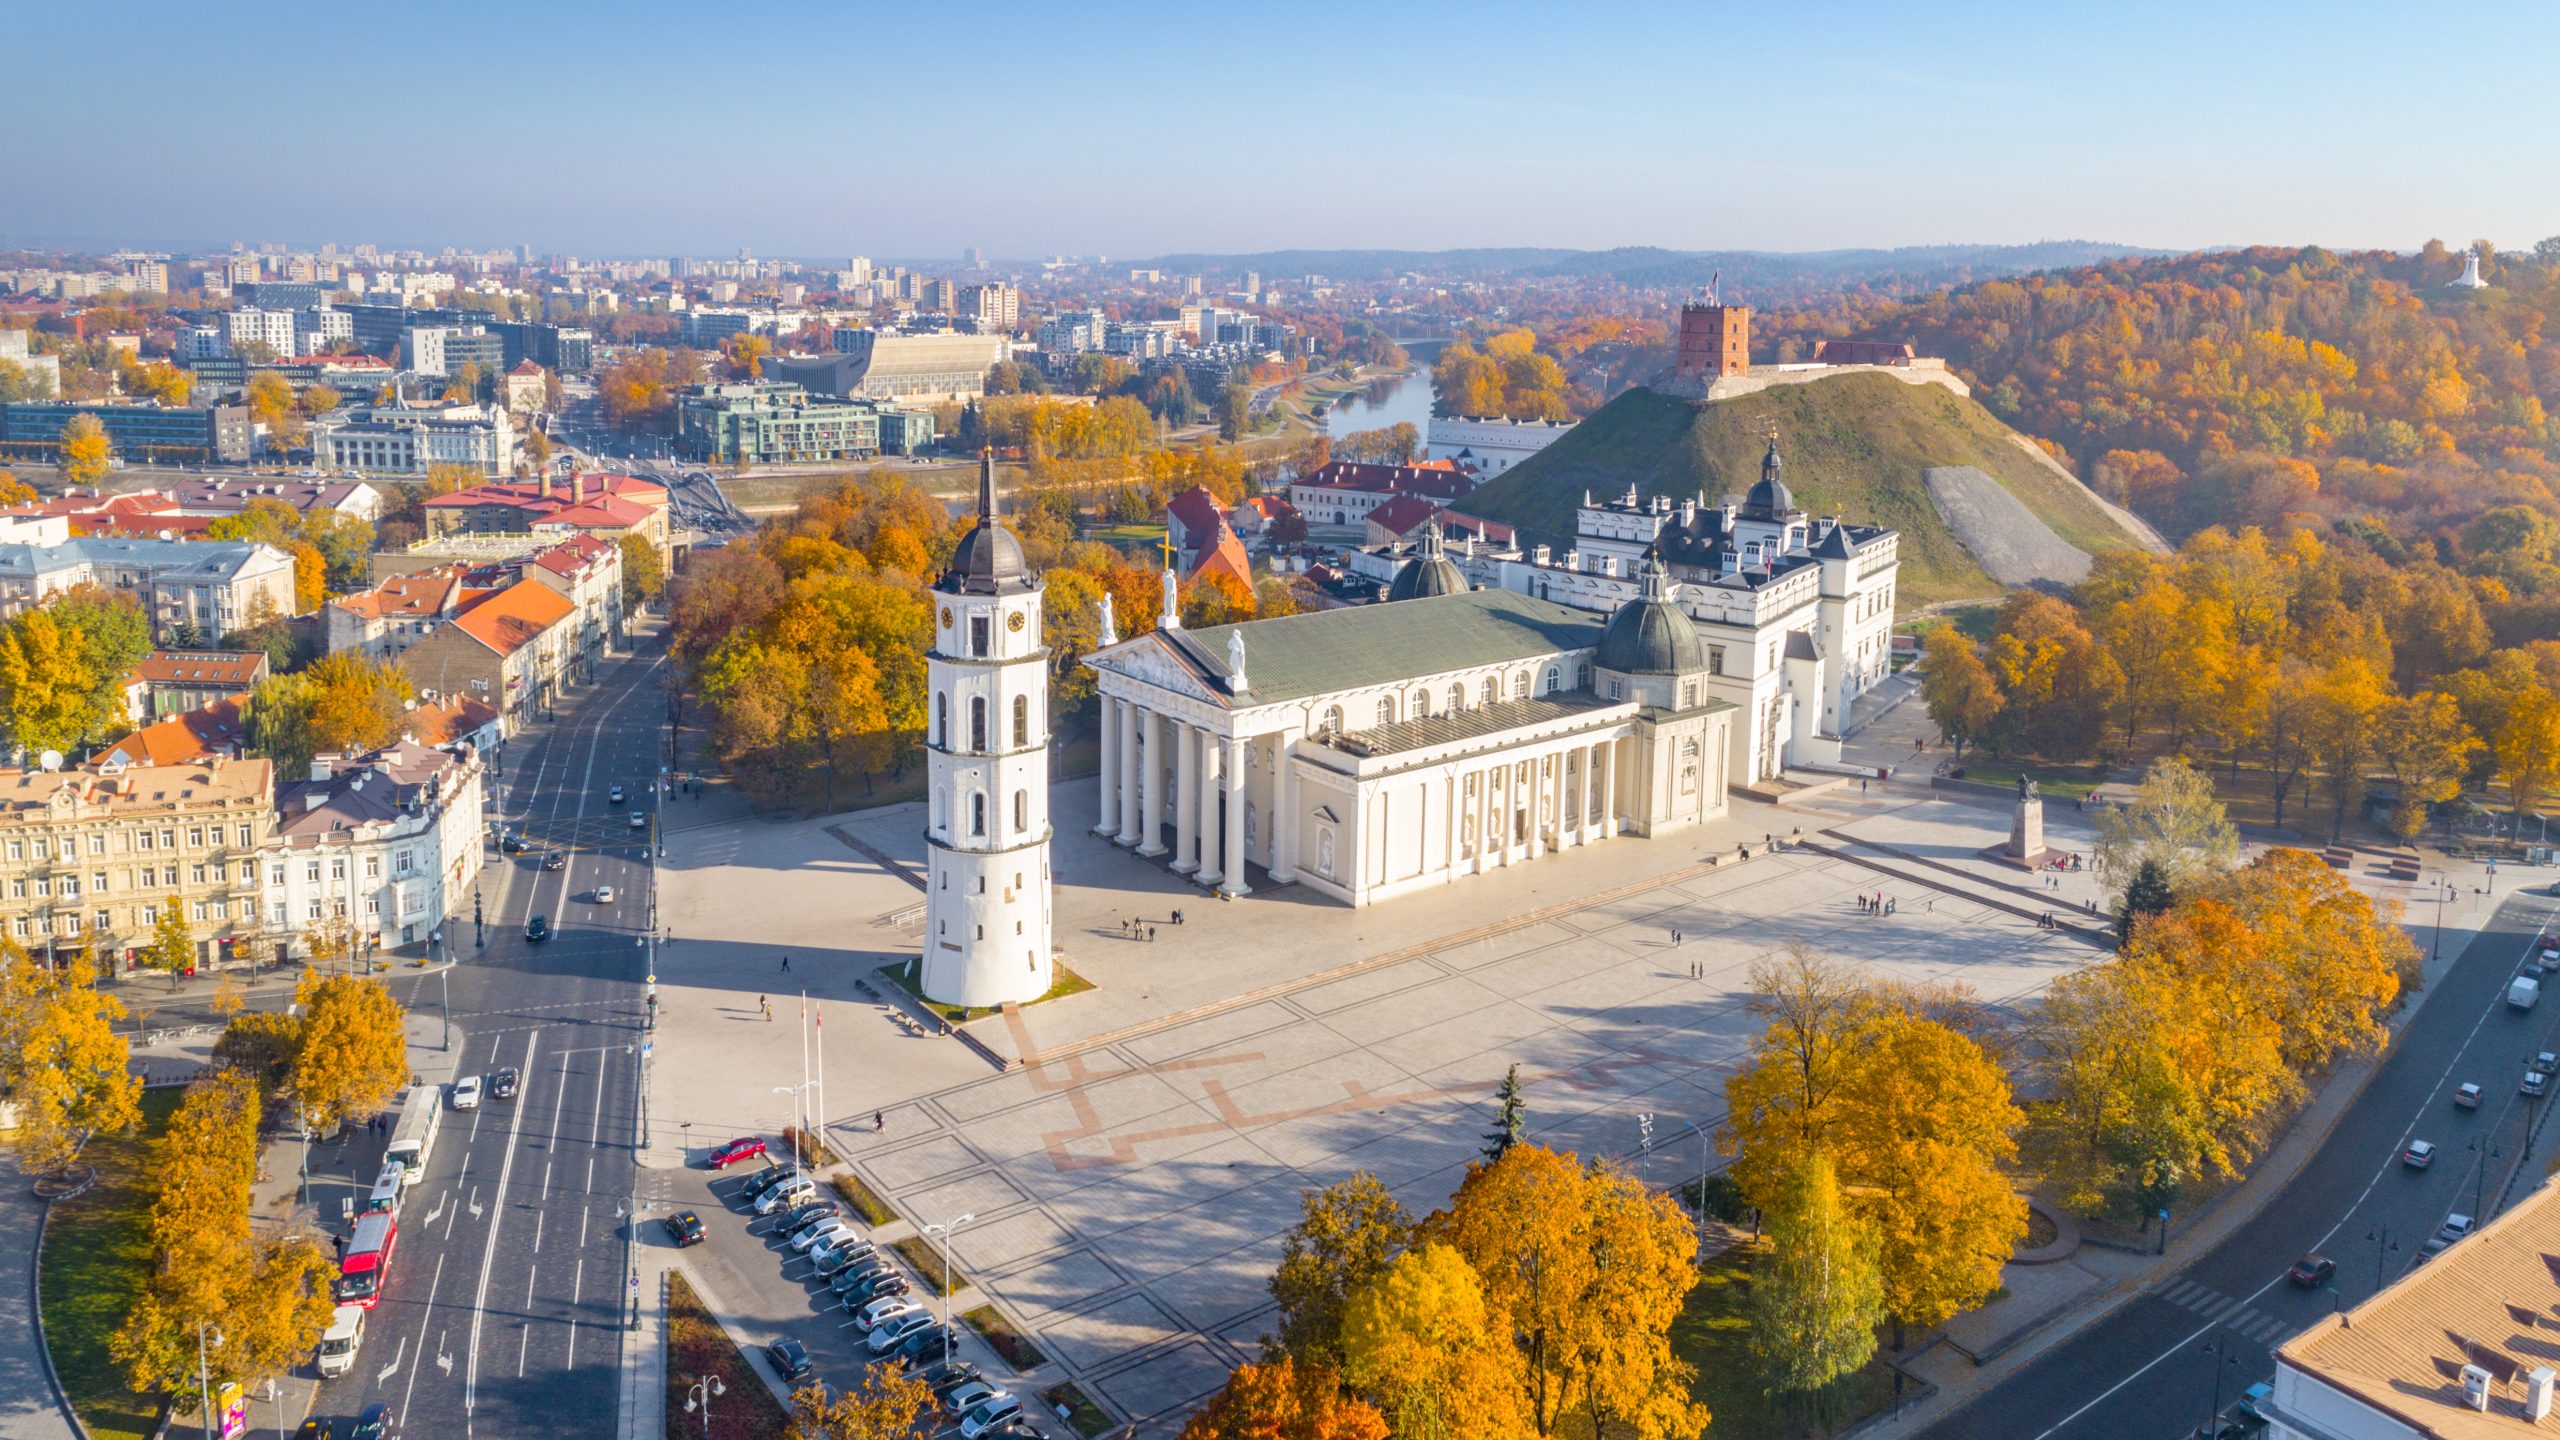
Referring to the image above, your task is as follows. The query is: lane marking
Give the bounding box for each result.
[463,1029,541,1430]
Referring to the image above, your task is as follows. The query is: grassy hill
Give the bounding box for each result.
[1453,372,2155,606]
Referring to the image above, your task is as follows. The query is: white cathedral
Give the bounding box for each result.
[922,443,1901,1002]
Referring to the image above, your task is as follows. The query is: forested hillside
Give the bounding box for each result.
[1761,241,2560,549]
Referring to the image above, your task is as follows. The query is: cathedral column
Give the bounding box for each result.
[1172,722,1200,873]
[1525,755,1545,862]
[1550,748,1569,853]
[1595,740,1616,840]
[1114,700,1141,846]
[1485,763,1506,869]
[1570,745,1591,848]
[1217,737,1251,897]
[1195,733,1224,887]
[1270,746,1299,884]
[1094,695,1120,836]
[1138,708,1167,856]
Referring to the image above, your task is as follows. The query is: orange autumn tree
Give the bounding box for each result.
[1178,1357,1387,1440]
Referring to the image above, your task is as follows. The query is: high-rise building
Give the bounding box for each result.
[921,457,1053,1007]
[959,282,1020,331]
[922,278,956,312]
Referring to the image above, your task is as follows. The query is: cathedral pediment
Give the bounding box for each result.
[1088,635,1225,703]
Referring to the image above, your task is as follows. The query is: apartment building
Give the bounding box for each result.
[0,537,299,639]
[263,740,485,955]
[391,578,576,733]
[0,756,275,971]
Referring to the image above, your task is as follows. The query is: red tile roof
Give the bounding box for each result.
[131,650,266,688]
[330,565,467,620]
[405,693,501,746]
[1296,460,1476,501]
[101,697,248,767]
[1165,485,1224,539]
[1363,494,1439,539]
[534,496,653,531]
[448,579,574,658]
[1187,521,1253,591]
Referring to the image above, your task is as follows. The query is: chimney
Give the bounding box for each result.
[302,791,326,812]
[309,755,333,782]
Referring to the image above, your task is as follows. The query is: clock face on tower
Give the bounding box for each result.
[1007,611,1026,632]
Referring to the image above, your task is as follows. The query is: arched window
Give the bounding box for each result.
[1512,672,1530,699]
[1013,790,1027,832]
[1376,697,1396,726]
[1481,677,1498,707]
[1411,690,1430,718]
[1448,684,1465,713]
[934,692,947,749]
[1543,665,1559,695]
[969,696,987,752]
[971,792,986,837]
[932,787,946,833]
[1012,694,1028,748]
[1322,705,1345,735]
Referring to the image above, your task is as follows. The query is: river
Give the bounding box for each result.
[1321,341,1443,440]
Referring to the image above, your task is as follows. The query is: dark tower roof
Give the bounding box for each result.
[1741,437,1800,521]
[1597,553,1707,676]
[1387,519,1468,602]
[938,451,1034,595]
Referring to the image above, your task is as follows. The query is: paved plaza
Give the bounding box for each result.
[647,772,2106,1432]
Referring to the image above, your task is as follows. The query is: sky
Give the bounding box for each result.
[6,0,2555,263]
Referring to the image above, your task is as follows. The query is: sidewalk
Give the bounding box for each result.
[1852,859,2523,1439]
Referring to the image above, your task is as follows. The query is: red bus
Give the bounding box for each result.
[335,1211,399,1309]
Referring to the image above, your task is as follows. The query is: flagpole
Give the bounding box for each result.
[814,998,826,1162]
[798,989,810,1172]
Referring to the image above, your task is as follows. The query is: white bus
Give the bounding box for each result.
[384,1089,441,1187]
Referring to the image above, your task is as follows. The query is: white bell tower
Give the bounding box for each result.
[922,454,1054,1007]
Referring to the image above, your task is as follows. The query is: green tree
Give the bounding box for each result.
[2093,757,2240,904]
[1268,1171,1414,1368]
[2117,858,2175,947]
[1482,1062,1527,1163]
[1220,386,1252,442]
[57,412,111,486]
[1750,1153,1883,1407]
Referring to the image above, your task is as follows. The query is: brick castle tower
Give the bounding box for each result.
[1674,300,1750,383]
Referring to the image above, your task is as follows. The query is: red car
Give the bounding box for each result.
[707,1136,767,1170]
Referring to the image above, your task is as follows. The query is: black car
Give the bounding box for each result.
[349,1405,393,1440]
[830,1257,890,1295]
[847,1272,910,1305]
[295,1421,339,1440]
[541,850,566,871]
[2289,1254,2336,1288]
[891,1324,958,1367]
[491,1067,519,1100]
[524,914,551,942]
[922,1359,981,1396]
[736,1164,791,1201]
[767,1336,815,1382]
[500,832,529,854]
[665,1210,706,1247]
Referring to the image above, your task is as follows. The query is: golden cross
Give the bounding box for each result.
[1158,531,1175,567]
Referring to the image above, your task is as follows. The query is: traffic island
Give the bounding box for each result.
[38,1088,182,1440]
[663,1271,792,1440]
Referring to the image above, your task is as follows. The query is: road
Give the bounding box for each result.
[1922,886,2560,1440]
[305,638,672,1439]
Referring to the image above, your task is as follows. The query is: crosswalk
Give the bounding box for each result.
[2156,1277,2304,1347]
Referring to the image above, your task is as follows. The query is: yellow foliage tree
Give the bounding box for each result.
[1179,1357,1388,1440]
[1339,1242,1537,1440]
[288,967,410,1133]
[787,1362,937,1439]
[57,412,112,487]
[0,949,142,1173]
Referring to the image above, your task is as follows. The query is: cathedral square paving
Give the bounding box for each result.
[646,775,2101,1433]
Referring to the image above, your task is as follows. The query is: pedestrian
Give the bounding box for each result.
[1926,898,1934,914]
[1147,925,1157,942]
[874,1110,885,1133]
[780,953,791,973]
[1860,777,1869,793]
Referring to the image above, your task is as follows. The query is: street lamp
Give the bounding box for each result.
[194,1321,224,1440]
[2365,1225,2399,1294]
[917,1214,976,1366]
[683,1373,725,1436]
[2200,1328,2243,1438]
[773,1083,814,1174]
[2471,1135,2504,1219]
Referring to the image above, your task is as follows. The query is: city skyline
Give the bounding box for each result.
[5,0,2554,260]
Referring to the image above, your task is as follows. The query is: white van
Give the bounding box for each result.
[316,1304,364,1377]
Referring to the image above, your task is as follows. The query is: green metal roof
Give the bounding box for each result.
[1181,590,1606,706]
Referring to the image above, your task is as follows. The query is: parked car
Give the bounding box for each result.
[767,1337,815,1382]
[594,885,616,904]
[959,1394,1025,1439]
[941,1380,1001,1417]
[449,1075,482,1111]
[2439,1213,2477,1243]
[665,1211,706,1247]
[810,1239,867,1275]
[923,1359,982,1396]
[2404,1139,2436,1169]
[295,1421,339,1440]
[756,1178,819,1216]
[2288,1254,2335,1288]
[349,1406,393,1440]
[2524,1070,2548,1098]
[868,1311,937,1355]
[845,1272,910,1306]
[776,1203,839,1238]
[792,1221,853,1257]
[524,915,551,943]
[2539,1050,2558,1074]
[737,1163,792,1199]
[2235,1381,2275,1427]
[888,1323,958,1368]
[2455,1082,2483,1109]
[857,1295,922,1330]
[830,1255,889,1291]
[708,1136,768,1170]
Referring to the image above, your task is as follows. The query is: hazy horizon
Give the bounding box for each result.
[5,0,2553,261]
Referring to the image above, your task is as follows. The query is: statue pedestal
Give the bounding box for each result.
[1980,793,2051,870]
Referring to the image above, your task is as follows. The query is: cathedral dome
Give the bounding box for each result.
[1741,437,1798,520]
[939,453,1032,595]
[1387,519,1468,602]
[1597,554,1707,676]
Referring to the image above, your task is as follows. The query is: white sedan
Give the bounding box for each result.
[449,1075,482,1110]
[594,885,616,905]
